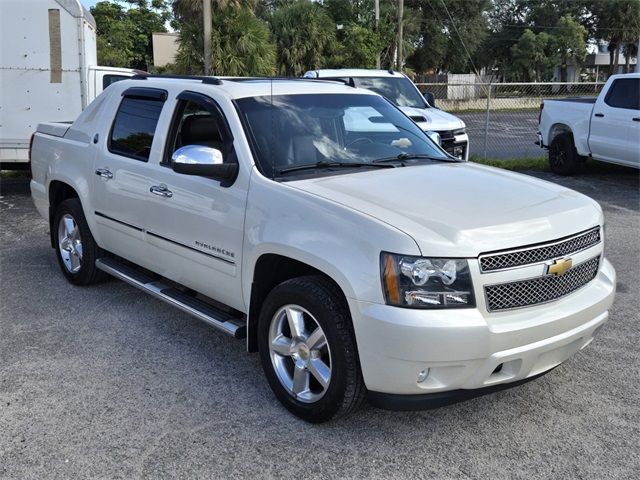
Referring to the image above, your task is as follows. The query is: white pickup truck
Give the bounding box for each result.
[304,69,470,160]
[538,73,640,174]
[30,76,616,422]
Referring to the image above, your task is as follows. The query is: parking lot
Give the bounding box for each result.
[1,167,638,479]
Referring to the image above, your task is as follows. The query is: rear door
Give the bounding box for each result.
[92,87,167,269]
[144,90,248,311]
[589,77,640,166]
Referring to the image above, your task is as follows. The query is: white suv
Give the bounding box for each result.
[304,69,470,160]
[30,75,615,422]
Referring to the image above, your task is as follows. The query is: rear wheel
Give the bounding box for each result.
[53,198,106,285]
[549,132,584,175]
[258,276,365,423]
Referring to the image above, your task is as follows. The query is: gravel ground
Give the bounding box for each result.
[1,167,638,479]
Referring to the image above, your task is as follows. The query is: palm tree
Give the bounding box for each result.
[173,1,275,75]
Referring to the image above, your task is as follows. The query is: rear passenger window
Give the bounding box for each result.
[109,96,164,161]
[605,78,640,110]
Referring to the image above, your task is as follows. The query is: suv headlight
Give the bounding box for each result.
[381,252,475,308]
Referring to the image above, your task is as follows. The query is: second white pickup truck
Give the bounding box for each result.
[31,75,616,422]
[538,73,640,174]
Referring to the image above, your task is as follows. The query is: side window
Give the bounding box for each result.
[605,78,640,110]
[109,95,164,161]
[102,74,130,90]
[165,98,228,164]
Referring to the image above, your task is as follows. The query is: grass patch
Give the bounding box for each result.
[470,155,548,171]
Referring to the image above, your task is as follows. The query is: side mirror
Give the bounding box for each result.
[424,92,436,108]
[171,145,238,182]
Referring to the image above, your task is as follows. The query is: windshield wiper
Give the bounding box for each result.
[277,160,396,174]
[373,153,446,164]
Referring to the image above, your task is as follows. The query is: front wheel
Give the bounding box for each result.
[258,276,365,423]
[53,198,106,285]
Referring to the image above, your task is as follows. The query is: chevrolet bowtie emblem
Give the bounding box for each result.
[546,257,573,276]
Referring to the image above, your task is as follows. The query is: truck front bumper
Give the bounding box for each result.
[348,259,616,407]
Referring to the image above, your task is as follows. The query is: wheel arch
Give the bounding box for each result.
[548,123,573,145]
[246,253,351,353]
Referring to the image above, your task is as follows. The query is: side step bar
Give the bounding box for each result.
[96,257,246,339]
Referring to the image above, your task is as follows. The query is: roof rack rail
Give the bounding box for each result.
[222,76,356,87]
[130,73,223,85]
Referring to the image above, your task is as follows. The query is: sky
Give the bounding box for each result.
[81,0,99,8]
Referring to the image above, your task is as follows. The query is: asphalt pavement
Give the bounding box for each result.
[457,111,541,159]
[1,167,638,479]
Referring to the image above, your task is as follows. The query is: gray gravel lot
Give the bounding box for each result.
[1,167,638,479]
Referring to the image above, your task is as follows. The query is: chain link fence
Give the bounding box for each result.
[414,82,605,159]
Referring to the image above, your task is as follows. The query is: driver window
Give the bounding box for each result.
[166,100,225,164]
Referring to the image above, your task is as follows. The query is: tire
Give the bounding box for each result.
[257,275,365,423]
[53,198,106,286]
[549,132,584,175]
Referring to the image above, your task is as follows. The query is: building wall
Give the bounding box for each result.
[152,32,179,67]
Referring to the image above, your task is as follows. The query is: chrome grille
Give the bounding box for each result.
[479,227,600,272]
[484,256,600,311]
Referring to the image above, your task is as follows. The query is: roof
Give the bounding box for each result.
[121,76,379,100]
[304,69,405,78]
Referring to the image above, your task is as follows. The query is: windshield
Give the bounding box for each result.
[236,93,448,179]
[350,77,427,108]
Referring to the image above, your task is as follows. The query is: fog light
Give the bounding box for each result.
[417,368,430,383]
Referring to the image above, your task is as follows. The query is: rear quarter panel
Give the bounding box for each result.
[540,99,594,156]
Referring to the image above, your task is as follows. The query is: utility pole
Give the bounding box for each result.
[636,37,640,73]
[203,0,212,75]
[375,0,380,69]
[397,0,404,72]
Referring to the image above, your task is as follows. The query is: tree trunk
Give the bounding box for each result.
[608,42,616,75]
[611,45,620,75]
[624,44,631,73]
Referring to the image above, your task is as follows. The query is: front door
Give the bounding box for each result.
[589,77,640,166]
[144,91,248,311]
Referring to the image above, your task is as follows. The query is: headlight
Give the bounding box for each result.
[381,252,475,308]
[452,128,466,136]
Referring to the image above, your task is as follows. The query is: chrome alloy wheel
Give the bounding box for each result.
[57,214,83,273]
[268,305,332,403]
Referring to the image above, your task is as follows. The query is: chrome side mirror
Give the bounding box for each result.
[171,145,238,181]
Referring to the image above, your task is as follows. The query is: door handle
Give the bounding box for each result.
[594,113,605,118]
[633,117,640,122]
[150,185,173,198]
[95,168,113,179]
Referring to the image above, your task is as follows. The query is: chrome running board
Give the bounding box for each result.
[96,257,246,339]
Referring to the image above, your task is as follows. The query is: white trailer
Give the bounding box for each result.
[0,0,139,168]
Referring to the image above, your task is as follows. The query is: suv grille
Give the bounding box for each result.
[479,227,601,272]
[484,256,600,311]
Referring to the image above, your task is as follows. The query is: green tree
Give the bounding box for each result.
[92,0,171,70]
[510,29,553,81]
[591,0,640,74]
[174,4,275,75]
[552,15,587,82]
[407,0,491,74]
[270,0,337,76]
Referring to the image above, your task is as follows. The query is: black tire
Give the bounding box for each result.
[549,132,584,175]
[257,275,365,423]
[53,198,106,286]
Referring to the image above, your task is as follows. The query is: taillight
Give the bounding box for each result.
[538,102,544,125]
[28,132,35,162]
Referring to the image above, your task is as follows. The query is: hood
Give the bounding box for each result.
[400,106,465,132]
[288,162,602,257]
